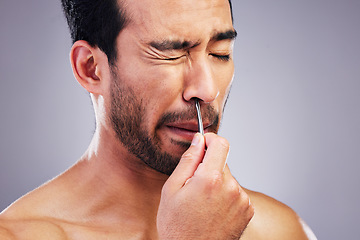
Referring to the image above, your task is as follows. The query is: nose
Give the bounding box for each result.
[182,58,219,103]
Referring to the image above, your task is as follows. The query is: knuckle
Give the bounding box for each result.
[226,180,241,199]
[240,192,251,206]
[211,172,223,186]
[237,189,252,208]
[181,151,194,162]
[205,170,223,189]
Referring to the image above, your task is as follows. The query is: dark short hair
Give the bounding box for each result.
[61,0,233,65]
[61,0,128,64]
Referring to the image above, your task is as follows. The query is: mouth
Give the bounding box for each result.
[164,121,211,142]
[156,104,219,147]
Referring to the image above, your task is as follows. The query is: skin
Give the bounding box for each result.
[0,0,316,239]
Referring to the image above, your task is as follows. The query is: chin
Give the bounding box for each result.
[163,139,191,159]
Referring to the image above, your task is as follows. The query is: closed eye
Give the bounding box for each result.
[163,55,185,61]
[210,54,231,61]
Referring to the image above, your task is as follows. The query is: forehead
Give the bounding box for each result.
[123,0,233,42]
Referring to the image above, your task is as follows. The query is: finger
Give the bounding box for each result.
[164,133,205,193]
[201,133,230,173]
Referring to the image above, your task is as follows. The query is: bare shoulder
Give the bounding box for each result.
[241,189,317,240]
[0,215,68,240]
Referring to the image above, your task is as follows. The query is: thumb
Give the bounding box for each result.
[164,133,205,193]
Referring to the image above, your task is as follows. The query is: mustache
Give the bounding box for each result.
[156,104,219,129]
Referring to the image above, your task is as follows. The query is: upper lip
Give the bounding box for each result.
[166,121,211,132]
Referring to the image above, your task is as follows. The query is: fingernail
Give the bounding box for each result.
[191,133,200,146]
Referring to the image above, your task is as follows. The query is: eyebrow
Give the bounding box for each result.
[149,29,237,52]
[210,29,237,42]
[149,40,200,51]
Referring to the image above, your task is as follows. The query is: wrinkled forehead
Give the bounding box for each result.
[123,0,233,41]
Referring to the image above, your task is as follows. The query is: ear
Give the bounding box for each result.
[70,40,106,94]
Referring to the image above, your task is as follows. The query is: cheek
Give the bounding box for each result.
[143,65,185,117]
[117,60,185,126]
[149,66,184,94]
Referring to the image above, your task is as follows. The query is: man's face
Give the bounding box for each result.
[108,0,235,175]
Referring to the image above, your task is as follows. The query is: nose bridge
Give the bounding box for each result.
[183,57,219,103]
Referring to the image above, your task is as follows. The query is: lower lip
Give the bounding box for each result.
[165,126,198,142]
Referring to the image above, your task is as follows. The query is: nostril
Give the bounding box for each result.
[183,89,219,104]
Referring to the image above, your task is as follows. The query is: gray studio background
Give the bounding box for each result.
[1,1,359,239]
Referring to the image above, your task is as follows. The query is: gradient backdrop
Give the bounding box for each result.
[1,1,359,239]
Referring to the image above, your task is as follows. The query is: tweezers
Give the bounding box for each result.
[195,99,204,135]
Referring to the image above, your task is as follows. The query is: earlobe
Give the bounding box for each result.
[70,40,102,94]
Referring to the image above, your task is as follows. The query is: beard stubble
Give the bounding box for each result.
[109,71,219,175]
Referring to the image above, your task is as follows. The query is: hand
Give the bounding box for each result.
[157,133,254,240]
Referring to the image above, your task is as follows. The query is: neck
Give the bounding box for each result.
[59,124,168,230]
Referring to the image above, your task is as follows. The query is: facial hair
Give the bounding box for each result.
[109,71,219,176]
